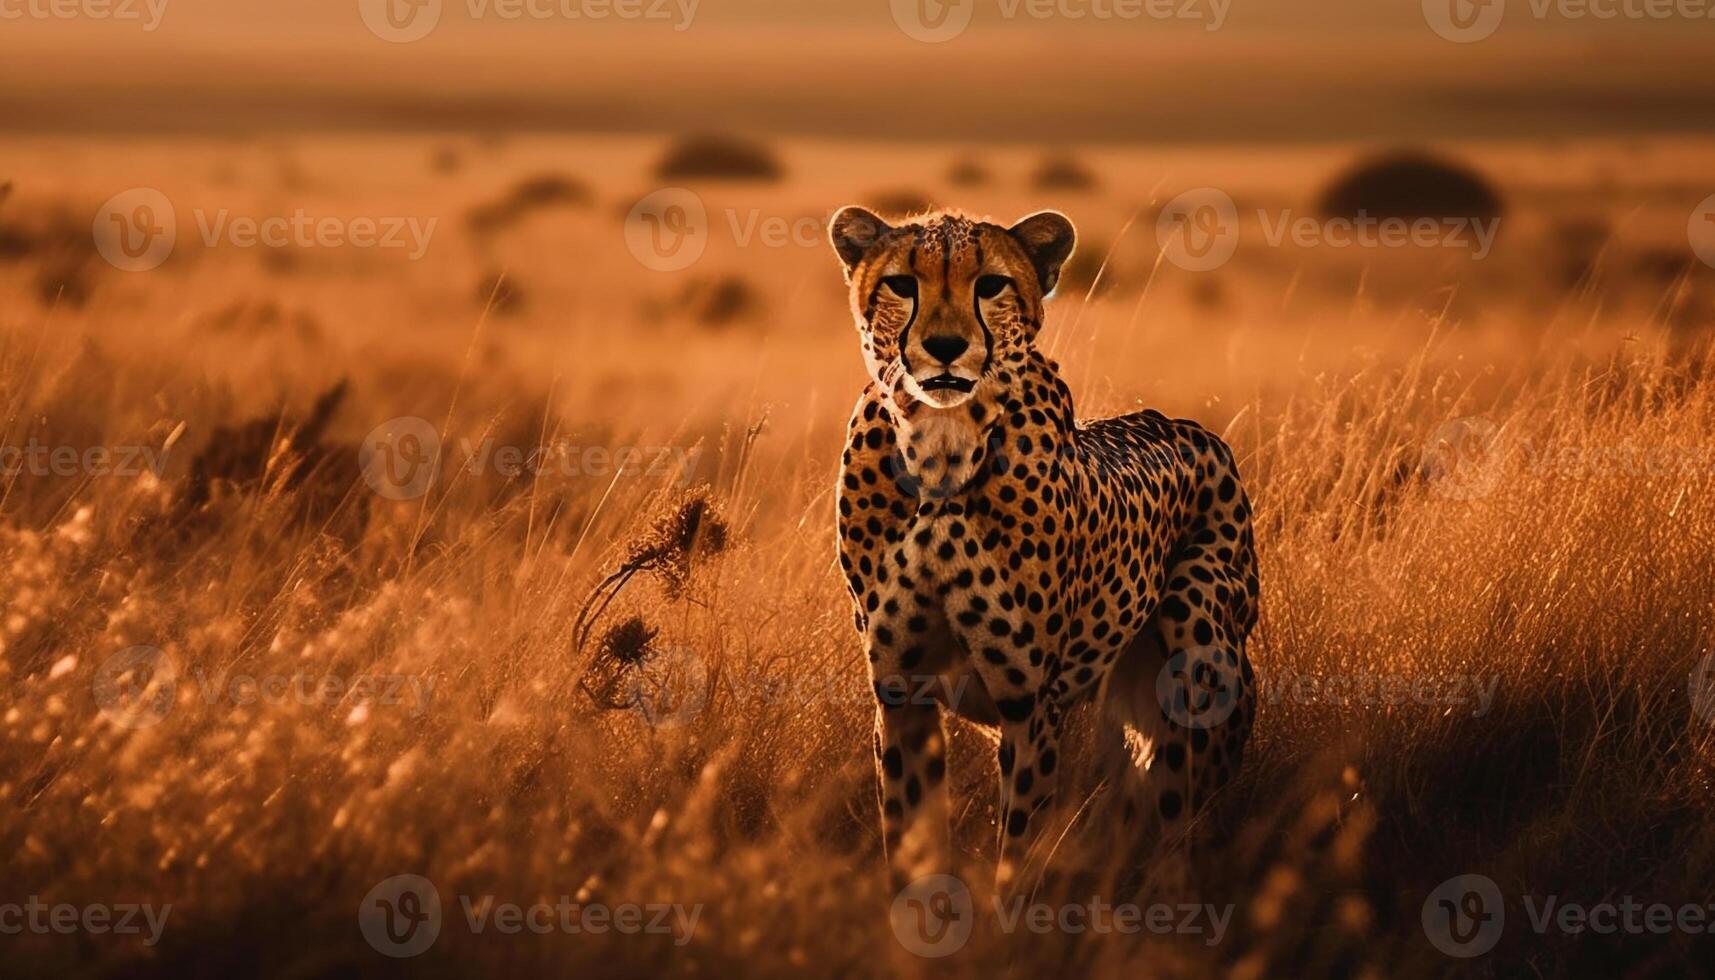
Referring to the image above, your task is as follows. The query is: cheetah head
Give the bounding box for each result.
[829,208,1075,411]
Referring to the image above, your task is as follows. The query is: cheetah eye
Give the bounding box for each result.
[975,274,1013,300]
[880,275,918,299]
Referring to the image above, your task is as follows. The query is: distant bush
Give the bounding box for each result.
[654,133,784,181]
[429,144,463,175]
[645,274,762,328]
[947,156,990,187]
[1031,153,1098,191]
[1317,149,1502,222]
[466,173,593,235]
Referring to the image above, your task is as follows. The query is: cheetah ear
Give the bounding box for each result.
[829,206,892,278]
[1008,211,1077,296]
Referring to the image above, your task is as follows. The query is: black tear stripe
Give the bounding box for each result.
[971,241,994,373]
[897,245,923,377]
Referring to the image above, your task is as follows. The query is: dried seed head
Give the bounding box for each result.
[623,486,730,595]
[599,616,658,667]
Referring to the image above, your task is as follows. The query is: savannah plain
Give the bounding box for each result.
[4,6,1715,977]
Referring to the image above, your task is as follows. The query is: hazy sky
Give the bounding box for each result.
[2,0,1709,140]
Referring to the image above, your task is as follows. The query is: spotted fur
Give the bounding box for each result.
[830,207,1259,893]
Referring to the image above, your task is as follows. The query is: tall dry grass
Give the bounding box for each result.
[2,319,1711,977]
[2,136,1713,977]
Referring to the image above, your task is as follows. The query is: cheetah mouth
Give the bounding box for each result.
[918,374,976,393]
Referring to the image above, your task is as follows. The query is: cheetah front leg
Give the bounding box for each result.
[865,605,958,892]
[958,633,1064,897]
[871,680,950,891]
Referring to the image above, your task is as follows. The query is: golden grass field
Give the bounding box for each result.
[3,133,1715,977]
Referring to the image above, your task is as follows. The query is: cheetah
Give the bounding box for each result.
[830,206,1259,896]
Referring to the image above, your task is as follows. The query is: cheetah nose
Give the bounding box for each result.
[921,334,969,365]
